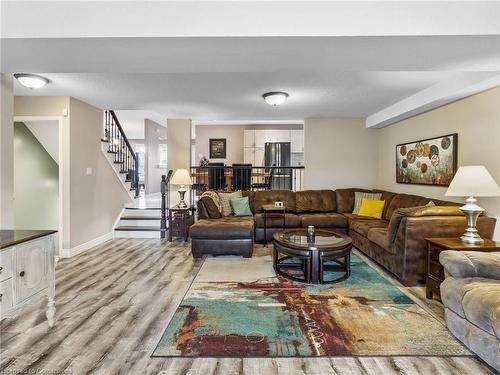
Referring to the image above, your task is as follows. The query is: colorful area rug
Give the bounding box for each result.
[152,253,470,357]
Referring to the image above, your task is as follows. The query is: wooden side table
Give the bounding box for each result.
[168,207,194,242]
[425,237,500,300]
[262,204,286,246]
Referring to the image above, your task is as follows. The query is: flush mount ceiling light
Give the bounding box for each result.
[14,73,49,89]
[262,91,289,106]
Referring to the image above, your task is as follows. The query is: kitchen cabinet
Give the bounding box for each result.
[243,148,254,164]
[291,129,304,153]
[244,130,255,148]
[254,148,265,167]
[243,147,265,166]
[254,129,291,147]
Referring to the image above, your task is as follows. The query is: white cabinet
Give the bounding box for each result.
[0,247,13,282]
[254,148,265,167]
[244,130,255,148]
[0,233,56,327]
[15,238,49,302]
[254,129,291,147]
[0,279,13,313]
[291,129,304,153]
[243,148,254,164]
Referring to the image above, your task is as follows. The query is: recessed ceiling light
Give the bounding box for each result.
[263,91,289,106]
[14,73,49,89]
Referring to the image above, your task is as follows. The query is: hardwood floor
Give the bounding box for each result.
[0,239,494,375]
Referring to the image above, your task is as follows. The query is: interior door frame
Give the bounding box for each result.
[13,116,64,256]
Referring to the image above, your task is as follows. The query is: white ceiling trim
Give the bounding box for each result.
[2,1,500,38]
[365,73,500,128]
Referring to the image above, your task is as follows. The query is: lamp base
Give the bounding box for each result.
[177,186,188,209]
[459,196,485,245]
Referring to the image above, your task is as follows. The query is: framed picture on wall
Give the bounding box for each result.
[209,138,226,159]
[396,133,458,186]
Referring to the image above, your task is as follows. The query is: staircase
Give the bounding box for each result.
[100,110,172,238]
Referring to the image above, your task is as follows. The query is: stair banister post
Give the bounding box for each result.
[135,152,140,198]
[160,174,167,239]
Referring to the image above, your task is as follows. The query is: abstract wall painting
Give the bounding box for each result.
[396,133,457,186]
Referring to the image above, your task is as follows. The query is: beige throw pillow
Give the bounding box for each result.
[353,192,382,214]
[218,191,243,216]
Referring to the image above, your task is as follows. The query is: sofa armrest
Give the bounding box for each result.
[392,215,496,285]
[439,250,500,280]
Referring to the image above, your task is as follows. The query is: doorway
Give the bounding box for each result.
[14,116,63,254]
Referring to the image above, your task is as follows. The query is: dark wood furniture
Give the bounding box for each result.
[425,237,500,300]
[262,204,286,246]
[168,207,194,242]
[273,229,352,284]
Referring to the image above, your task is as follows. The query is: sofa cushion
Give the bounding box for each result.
[299,213,348,228]
[367,228,392,252]
[190,217,254,240]
[384,193,431,220]
[373,190,398,219]
[254,213,301,228]
[440,277,500,338]
[335,188,373,213]
[350,218,389,237]
[253,190,296,212]
[295,190,336,213]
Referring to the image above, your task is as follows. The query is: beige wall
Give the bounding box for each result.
[195,125,246,165]
[14,96,131,249]
[0,74,14,228]
[68,97,131,248]
[167,118,192,206]
[377,87,500,240]
[304,118,379,190]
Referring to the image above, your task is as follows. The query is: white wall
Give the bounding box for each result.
[303,118,379,190]
[377,86,500,240]
[0,73,14,228]
[145,119,167,194]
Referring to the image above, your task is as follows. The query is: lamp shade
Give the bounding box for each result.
[170,169,192,186]
[445,166,500,197]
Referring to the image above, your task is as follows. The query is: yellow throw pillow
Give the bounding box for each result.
[358,198,385,219]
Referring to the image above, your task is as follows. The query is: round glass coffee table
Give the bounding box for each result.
[272,229,352,284]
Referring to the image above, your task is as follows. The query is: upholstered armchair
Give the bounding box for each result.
[439,250,500,371]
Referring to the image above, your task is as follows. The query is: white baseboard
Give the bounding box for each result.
[60,232,113,258]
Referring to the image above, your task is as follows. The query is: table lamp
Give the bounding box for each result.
[171,169,192,208]
[445,166,500,244]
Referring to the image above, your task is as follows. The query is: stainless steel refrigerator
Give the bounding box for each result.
[264,142,291,189]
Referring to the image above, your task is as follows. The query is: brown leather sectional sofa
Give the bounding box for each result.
[190,189,496,286]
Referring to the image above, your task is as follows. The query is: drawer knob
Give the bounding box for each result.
[0,266,2,273]
[20,271,25,277]
[0,293,2,302]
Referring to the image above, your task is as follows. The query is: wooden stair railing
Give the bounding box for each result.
[160,170,174,239]
[102,110,140,198]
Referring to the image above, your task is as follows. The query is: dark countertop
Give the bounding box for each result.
[0,230,57,250]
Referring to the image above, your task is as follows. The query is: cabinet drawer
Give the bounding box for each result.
[0,278,13,313]
[429,261,445,281]
[429,244,443,263]
[0,247,13,282]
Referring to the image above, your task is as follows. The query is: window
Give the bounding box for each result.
[158,143,167,168]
